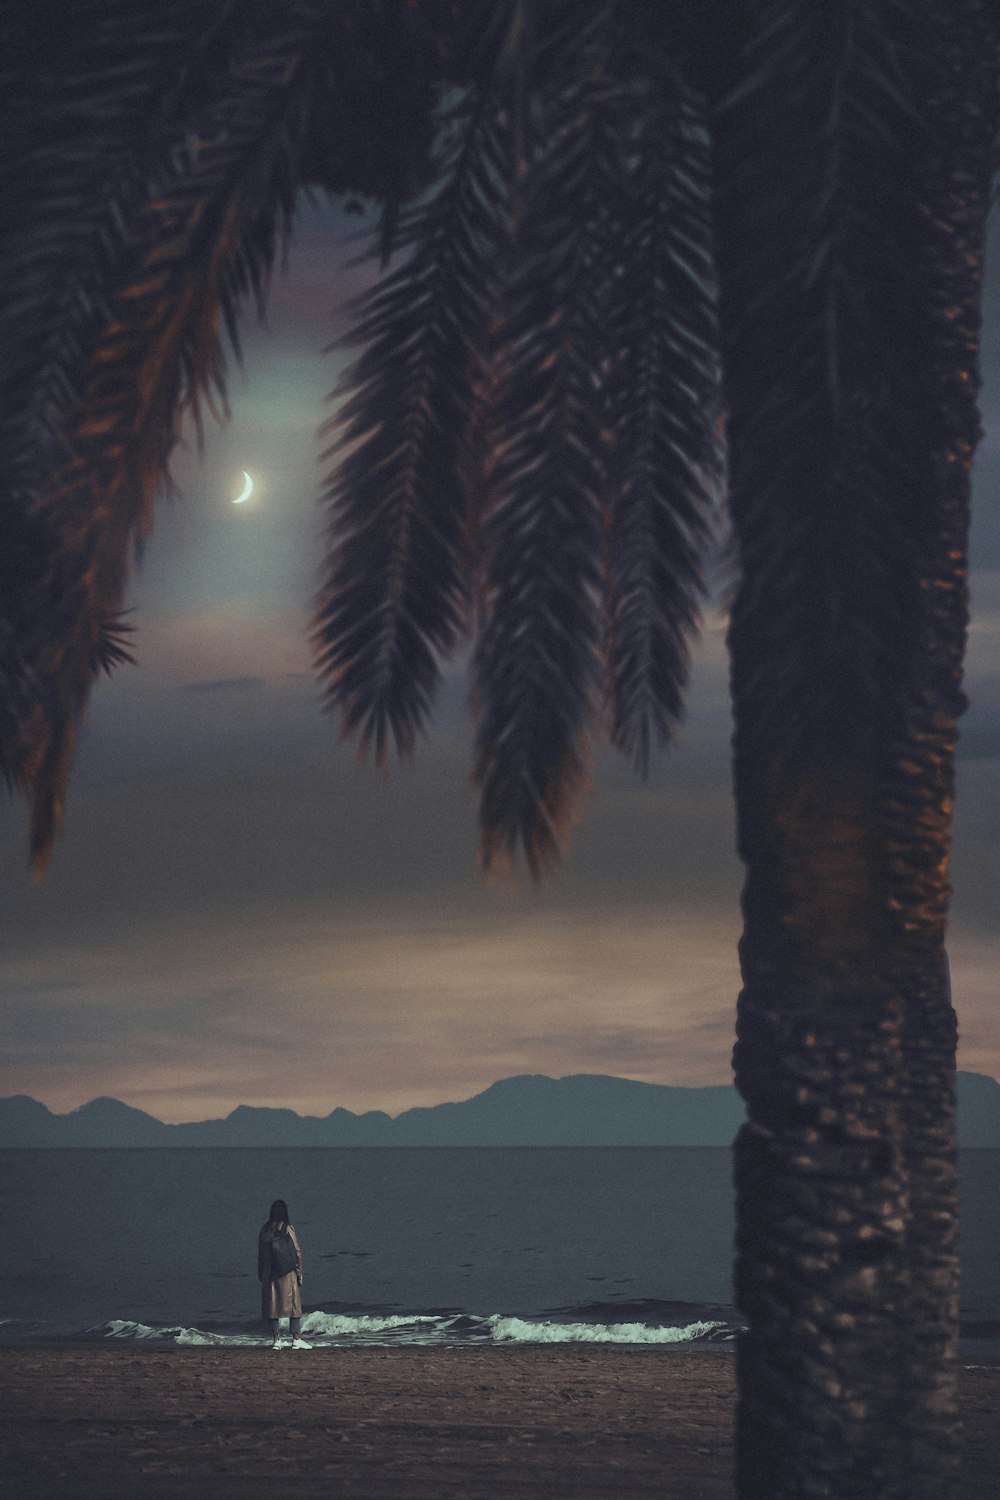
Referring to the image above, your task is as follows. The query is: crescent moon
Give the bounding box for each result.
[233,471,253,504]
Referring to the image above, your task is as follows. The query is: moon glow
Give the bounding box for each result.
[233,471,253,504]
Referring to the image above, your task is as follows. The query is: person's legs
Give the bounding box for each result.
[270,1318,280,1346]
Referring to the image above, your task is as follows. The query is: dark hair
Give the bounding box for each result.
[269,1199,289,1225]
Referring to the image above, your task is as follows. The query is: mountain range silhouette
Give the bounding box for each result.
[3,1071,999,1147]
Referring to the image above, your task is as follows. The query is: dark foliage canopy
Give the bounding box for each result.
[3,0,993,879]
[0,0,723,875]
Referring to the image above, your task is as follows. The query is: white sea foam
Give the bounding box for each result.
[175,1328,261,1346]
[99,1320,260,1346]
[300,1311,441,1338]
[101,1320,169,1340]
[95,1312,447,1346]
[488,1315,729,1345]
[91,1311,734,1348]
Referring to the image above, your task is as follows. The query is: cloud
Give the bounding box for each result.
[6,895,993,1122]
[0,903,744,1121]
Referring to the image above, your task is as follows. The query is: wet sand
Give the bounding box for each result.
[2,1344,997,1498]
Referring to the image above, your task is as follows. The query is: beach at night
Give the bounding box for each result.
[3,1344,999,1499]
[5,8,1000,1498]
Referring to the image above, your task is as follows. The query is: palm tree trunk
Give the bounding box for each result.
[887,11,998,1474]
[712,3,998,1495]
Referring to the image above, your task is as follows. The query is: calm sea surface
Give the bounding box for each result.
[1,1147,996,1349]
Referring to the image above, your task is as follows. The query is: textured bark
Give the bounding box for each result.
[886,8,999,1471]
[714,3,998,1496]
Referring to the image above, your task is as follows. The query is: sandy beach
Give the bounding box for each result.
[2,1344,998,1498]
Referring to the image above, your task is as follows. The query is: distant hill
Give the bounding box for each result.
[2,1072,999,1147]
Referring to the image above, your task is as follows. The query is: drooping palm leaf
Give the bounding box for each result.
[318,3,724,874]
[0,0,246,797]
[599,40,722,775]
[471,9,619,876]
[2,0,443,869]
[13,8,339,869]
[472,7,722,871]
[312,64,515,763]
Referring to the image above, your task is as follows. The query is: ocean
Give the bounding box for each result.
[2,1147,997,1352]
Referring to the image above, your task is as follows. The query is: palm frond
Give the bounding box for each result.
[93,613,137,676]
[312,80,513,764]
[15,9,337,872]
[0,3,249,810]
[315,4,725,874]
[0,501,50,791]
[599,44,722,775]
[472,9,619,877]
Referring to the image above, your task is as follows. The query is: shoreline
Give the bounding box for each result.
[3,1343,998,1498]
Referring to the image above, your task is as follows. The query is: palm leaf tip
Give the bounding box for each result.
[475,725,594,882]
[604,597,700,774]
[26,722,75,881]
[311,591,446,766]
[93,613,137,675]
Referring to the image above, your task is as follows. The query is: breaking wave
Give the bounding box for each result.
[489,1315,730,1344]
[73,1304,740,1348]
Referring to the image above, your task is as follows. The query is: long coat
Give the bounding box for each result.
[258,1220,303,1320]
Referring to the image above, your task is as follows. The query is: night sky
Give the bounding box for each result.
[2,201,997,1124]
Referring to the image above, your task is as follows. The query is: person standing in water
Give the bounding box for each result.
[258,1198,309,1350]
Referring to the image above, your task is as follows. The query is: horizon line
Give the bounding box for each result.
[3,1067,998,1129]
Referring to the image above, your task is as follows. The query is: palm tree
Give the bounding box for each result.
[2,3,997,1495]
[712,7,998,1491]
